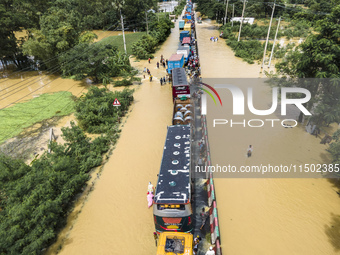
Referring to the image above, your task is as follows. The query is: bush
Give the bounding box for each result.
[131,15,173,59]
[131,34,158,59]
[75,86,134,133]
[59,43,132,83]
[227,39,264,64]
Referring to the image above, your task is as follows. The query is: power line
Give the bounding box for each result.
[0,22,120,84]
[0,22,122,104]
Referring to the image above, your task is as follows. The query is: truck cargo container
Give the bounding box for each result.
[173,97,192,125]
[171,67,190,99]
[179,31,190,42]
[156,232,193,255]
[176,46,191,63]
[167,54,184,74]
[181,37,191,46]
[183,24,191,34]
[179,20,185,30]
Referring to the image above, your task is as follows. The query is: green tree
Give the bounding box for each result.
[275,6,340,124]
[22,7,94,69]
[59,43,132,83]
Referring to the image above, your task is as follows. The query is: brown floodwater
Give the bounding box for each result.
[0,71,92,109]
[46,20,181,255]
[3,12,339,255]
[196,19,340,254]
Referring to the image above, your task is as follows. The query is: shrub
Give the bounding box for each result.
[75,86,134,133]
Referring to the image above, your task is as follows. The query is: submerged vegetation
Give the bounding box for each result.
[0,86,134,254]
[0,92,75,144]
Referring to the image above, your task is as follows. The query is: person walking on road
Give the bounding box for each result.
[205,246,215,255]
[157,62,159,68]
[148,181,154,194]
[153,232,158,246]
[148,57,151,64]
[160,78,163,86]
[150,75,153,82]
[200,207,209,230]
[247,145,253,157]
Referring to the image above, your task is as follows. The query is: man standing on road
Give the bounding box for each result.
[247,145,253,157]
[205,246,215,255]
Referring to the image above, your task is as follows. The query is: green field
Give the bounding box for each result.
[0,92,75,144]
[98,32,147,55]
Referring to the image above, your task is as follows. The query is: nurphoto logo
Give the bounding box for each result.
[200,84,312,128]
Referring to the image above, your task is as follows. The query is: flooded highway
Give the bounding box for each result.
[2,7,340,255]
[196,19,340,254]
[46,20,181,255]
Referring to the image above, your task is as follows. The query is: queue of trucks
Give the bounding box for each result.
[154,1,197,255]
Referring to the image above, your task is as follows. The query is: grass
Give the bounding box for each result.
[0,92,75,144]
[98,32,147,55]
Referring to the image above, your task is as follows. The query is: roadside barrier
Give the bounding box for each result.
[201,114,222,255]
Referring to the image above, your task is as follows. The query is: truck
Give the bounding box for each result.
[156,232,193,255]
[181,37,191,46]
[171,67,190,100]
[179,20,185,30]
[183,24,191,34]
[173,97,192,125]
[167,54,184,74]
[179,31,190,42]
[176,46,190,64]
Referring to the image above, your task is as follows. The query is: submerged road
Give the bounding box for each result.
[196,18,340,255]
[47,20,182,255]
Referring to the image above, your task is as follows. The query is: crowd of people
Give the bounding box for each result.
[210,36,218,42]
[144,54,171,85]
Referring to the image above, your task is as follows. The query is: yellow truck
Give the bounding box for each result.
[156,232,193,255]
[184,24,191,34]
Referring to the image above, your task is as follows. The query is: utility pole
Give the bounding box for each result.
[261,1,276,70]
[232,4,234,26]
[112,1,126,54]
[238,0,246,42]
[120,9,127,54]
[224,0,229,25]
[268,16,281,68]
[145,10,149,35]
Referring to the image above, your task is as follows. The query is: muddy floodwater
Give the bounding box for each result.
[196,19,340,254]
[46,20,181,255]
[2,11,340,255]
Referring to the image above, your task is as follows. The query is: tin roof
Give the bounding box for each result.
[154,125,191,204]
[177,46,190,53]
[172,68,188,87]
[169,54,184,62]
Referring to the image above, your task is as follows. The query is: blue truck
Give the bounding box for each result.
[167,54,184,74]
[179,31,190,42]
[179,20,185,30]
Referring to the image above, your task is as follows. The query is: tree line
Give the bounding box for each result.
[0,0,159,71]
